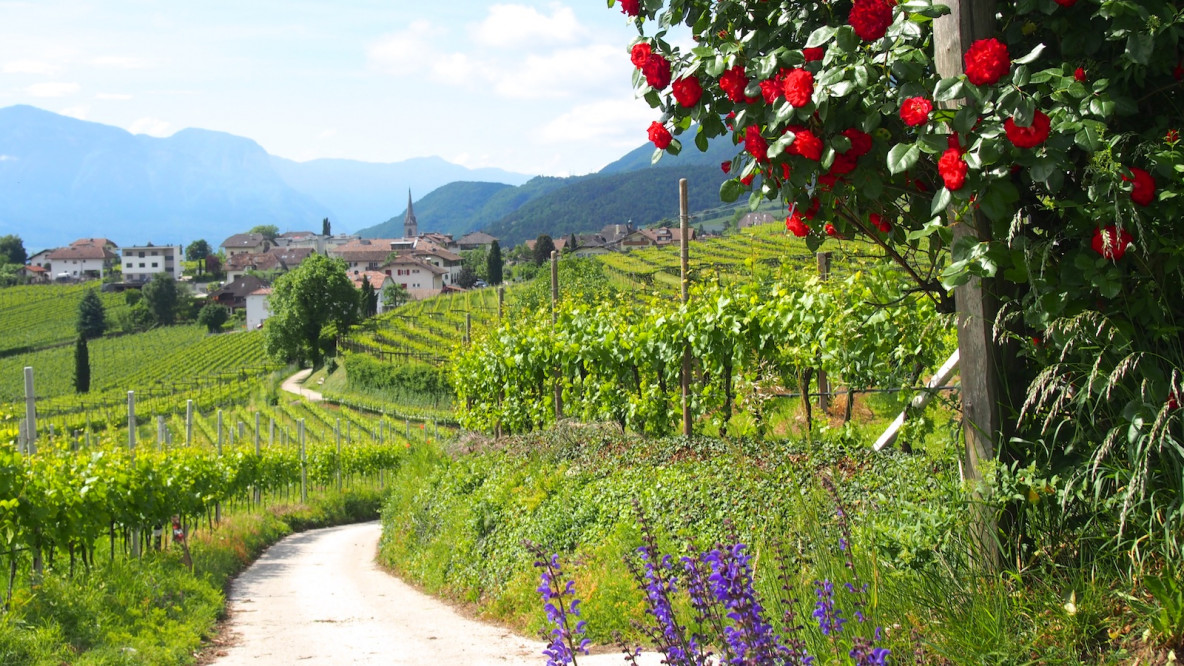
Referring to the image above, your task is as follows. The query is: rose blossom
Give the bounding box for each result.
[899,97,933,126]
[784,125,823,161]
[803,47,825,62]
[720,66,750,103]
[721,161,732,174]
[870,213,891,232]
[1091,226,1133,260]
[1074,67,1086,82]
[648,121,672,149]
[745,126,769,162]
[619,0,641,17]
[1004,109,1051,148]
[782,68,815,107]
[759,78,783,104]
[1123,167,1156,206]
[786,208,809,237]
[672,76,703,107]
[630,43,652,69]
[1053,0,1077,6]
[841,128,873,157]
[964,38,1010,86]
[938,148,968,190]
[642,53,672,90]
[848,0,895,42]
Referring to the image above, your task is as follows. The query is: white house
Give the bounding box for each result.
[221,233,271,257]
[46,243,118,280]
[350,271,397,314]
[121,244,183,283]
[379,255,447,301]
[245,287,272,330]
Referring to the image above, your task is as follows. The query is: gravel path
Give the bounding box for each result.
[280,368,323,402]
[211,521,659,666]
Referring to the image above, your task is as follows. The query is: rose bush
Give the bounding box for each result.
[615,0,1184,565]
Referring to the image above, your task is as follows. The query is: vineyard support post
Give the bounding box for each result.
[17,420,26,456]
[434,419,438,440]
[405,418,410,440]
[816,252,832,413]
[269,417,275,448]
[299,419,307,503]
[679,178,692,438]
[498,286,505,320]
[23,367,36,453]
[464,313,471,346]
[129,391,140,559]
[216,410,223,524]
[935,0,1002,570]
[335,418,342,493]
[157,416,165,450]
[254,412,262,505]
[551,249,563,422]
[186,399,193,446]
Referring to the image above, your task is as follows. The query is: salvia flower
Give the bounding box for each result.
[529,544,590,666]
[813,579,847,636]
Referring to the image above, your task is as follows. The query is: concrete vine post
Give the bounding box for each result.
[679,178,692,438]
[934,0,1003,569]
[551,249,562,422]
[299,419,307,503]
[23,367,35,455]
[816,252,832,413]
[128,391,139,559]
[185,399,193,447]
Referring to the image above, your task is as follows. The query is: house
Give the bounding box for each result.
[27,249,54,271]
[525,237,568,255]
[329,239,396,273]
[46,243,118,280]
[350,271,397,314]
[120,244,183,283]
[378,255,448,301]
[456,231,499,251]
[738,211,778,229]
[209,275,268,311]
[409,242,463,286]
[245,287,272,330]
[572,234,613,257]
[618,227,696,250]
[600,223,635,245]
[70,238,119,252]
[18,264,49,283]
[419,232,457,250]
[220,233,271,257]
[225,247,314,282]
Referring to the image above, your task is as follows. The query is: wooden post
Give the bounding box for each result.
[129,391,140,558]
[935,0,1002,568]
[679,179,692,438]
[299,419,307,503]
[269,417,275,448]
[551,250,563,421]
[157,416,166,450]
[465,313,472,346]
[186,399,193,446]
[254,413,261,455]
[335,418,342,493]
[215,409,223,523]
[498,286,505,321]
[23,367,36,454]
[816,252,832,413]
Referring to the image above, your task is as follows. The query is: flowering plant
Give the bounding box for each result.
[613,0,1184,563]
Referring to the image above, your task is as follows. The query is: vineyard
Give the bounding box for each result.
[0,284,129,357]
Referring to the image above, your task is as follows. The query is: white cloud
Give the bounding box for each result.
[59,105,89,120]
[493,44,620,99]
[25,81,80,97]
[91,56,152,69]
[318,128,338,139]
[471,4,584,48]
[0,155,17,162]
[128,117,173,137]
[3,59,60,75]
[95,92,132,100]
[430,52,480,86]
[367,21,445,77]
[540,98,655,147]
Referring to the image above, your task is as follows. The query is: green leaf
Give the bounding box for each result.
[835,25,859,52]
[720,179,743,203]
[933,77,965,102]
[1012,43,1045,65]
[805,25,837,48]
[1029,157,1057,183]
[887,143,921,175]
[1125,32,1154,65]
[695,130,709,152]
[930,187,953,216]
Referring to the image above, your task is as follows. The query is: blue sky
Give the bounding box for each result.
[0,0,657,176]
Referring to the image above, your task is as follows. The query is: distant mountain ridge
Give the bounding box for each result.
[0,105,530,250]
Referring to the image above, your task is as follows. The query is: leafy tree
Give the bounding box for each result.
[487,240,504,286]
[359,278,378,318]
[73,336,90,394]
[564,233,577,255]
[249,225,279,241]
[532,235,556,266]
[0,234,26,265]
[322,218,332,236]
[117,301,154,334]
[124,289,142,306]
[461,247,489,281]
[382,282,410,311]
[197,302,229,333]
[205,254,223,279]
[186,239,211,276]
[264,253,358,367]
[141,273,180,326]
[76,289,107,340]
[456,266,479,289]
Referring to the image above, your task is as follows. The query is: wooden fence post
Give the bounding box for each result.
[551,249,563,422]
[680,179,693,438]
[186,399,193,446]
[935,0,1002,569]
[335,418,342,493]
[215,409,223,523]
[129,391,140,559]
[816,252,832,413]
[23,367,36,454]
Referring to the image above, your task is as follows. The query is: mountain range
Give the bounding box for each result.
[0,104,740,252]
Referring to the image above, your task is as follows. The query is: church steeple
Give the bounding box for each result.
[404,189,418,238]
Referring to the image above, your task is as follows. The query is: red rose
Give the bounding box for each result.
[648,121,672,149]
[1004,109,1051,149]
[642,53,671,90]
[803,47,825,62]
[630,43,651,69]
[1091,226,1133,260]
[829,152,858,176]
[1053,0,1077,6]
[745,126,769,162]
[841,128,873,157]
[938,148,968,190]
[740,173,755,186]
[849,0,895,42]
[780,163,792,181]
[672,76,703,107]
[1167,129,1180,143]
[804,197,820,220]
[1074,67,1086,82]
[964,38,1010,86]
[759,78,783,104]
[784,125,823,161]
[720,66,749,103]
[825,223,839,237]
[947,132,963,151]
[619,0,641,17]
[899,96,933,126]
[782,68,814,107]
[721,161,732,174]
[870,213,890,232]
[1123,167,1156,206]
[786,208,810,237]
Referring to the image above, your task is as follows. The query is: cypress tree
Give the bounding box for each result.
[74,336,90,393]
[487,241,504,286]
[76,289,107,339]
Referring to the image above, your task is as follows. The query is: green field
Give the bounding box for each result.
[0,283,129,356]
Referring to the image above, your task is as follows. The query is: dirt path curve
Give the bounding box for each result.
[211,521,660,666]
[280,368,323,401]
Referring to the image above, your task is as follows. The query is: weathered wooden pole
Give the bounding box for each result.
[816,252,832,413]
[935,0,1002,568]
[186,399,193,446]
[551,249,563,422]
[335,418,342,493]
[497,286,505,321]
[129,391,140,558]
[23,367,36,454]
[464,313,472,346]
[299,419,307,503]
[679,179,692,438]
[215,409,223,523]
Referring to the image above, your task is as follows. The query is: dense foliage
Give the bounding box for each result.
[264,253,359,367]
